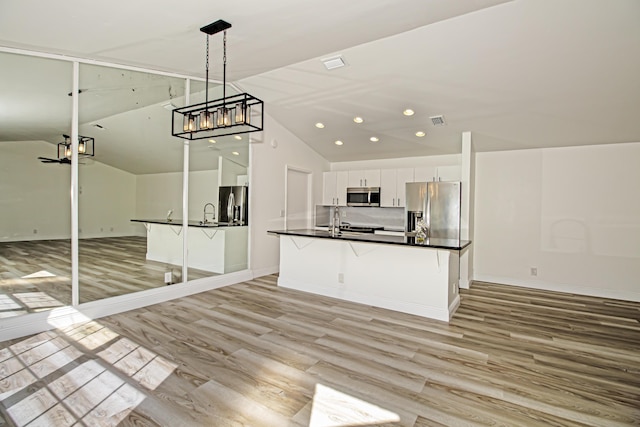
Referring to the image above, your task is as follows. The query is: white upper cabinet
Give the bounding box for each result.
[380,168,414,207]
[322,171,348,206]
[348,169,381,187]
[413,165,461,182]
[435,165,461,182]
[413,166,436,183]
[395,168,414,207]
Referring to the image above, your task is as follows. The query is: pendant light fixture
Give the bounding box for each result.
[172,20,264,140]
[38,134,94,164]
[59,134,94,160]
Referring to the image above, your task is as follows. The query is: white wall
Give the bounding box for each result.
[474,142,640,301]
[249,114,329,276]
[135,170,218,224]
[331,153,461,171]
[0,140,136,241]
[78,161,137,238]
[218,157,247,187]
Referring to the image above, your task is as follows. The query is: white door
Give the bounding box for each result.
[286,167,312,230]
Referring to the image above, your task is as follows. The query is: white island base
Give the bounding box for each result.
[277,235,461,322]
[144,223,248,274]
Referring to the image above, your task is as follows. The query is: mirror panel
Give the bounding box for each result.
[0,52,73,316]
[185,81,249,281]
[77,63,187,302]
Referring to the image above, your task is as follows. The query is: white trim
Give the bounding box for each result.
[448,294,461,319]
[182,79,191,283]
[0,45,211,82]
[0,270,253,342]
[71,61,80,306]
[251,265,279,278]
[473,275,640,302]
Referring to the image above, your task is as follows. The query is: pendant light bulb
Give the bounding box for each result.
[78,140,86,154]
[235,103,245,125]
[199,111,213,130]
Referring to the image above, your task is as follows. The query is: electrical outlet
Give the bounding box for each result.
[342,211,347,217]
[33,229,38,234]
[530,267,538,276]
[110,227,114,232]
[100,227,104,232]
[338,273,344,284]
[164,272,172,284]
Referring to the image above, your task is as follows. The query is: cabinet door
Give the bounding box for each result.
[414,166,436,183]
[436,165,461,182]
[363,169,381,187]
[335,171,348,206]
[348,170,363,187]
[395,168,414,207]
[380,169,397,207]
[322,172,337,205]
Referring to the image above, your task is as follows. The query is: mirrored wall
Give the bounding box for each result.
[0,52,73,316]
[0,49,251,319]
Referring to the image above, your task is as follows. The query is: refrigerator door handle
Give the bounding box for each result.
[367,190,371,205]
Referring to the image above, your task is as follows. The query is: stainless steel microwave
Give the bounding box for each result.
[346,187,380,207]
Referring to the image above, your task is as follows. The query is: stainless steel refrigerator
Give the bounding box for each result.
[218,185,249,225]
[405,181,461,240]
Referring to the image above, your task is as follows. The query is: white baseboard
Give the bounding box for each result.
[448,294,461,319]
[0,270,253,342]
[473,274,640,302]
[251,265,279,278]
[278,277,452,322]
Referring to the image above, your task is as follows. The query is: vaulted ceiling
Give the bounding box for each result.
[1,0,639,173]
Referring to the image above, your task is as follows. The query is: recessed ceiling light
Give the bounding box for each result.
[315,122,325,129]
[208,139,216,144]
[353,117,364,124]
[334,140,343,146]
[232,151,239,156]
[234,135,242,140]
[403,109,415,116]
[370,137,379,142]
[415,131,426,137]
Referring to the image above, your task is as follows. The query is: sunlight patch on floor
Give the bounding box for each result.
[0,315,178,426]
[13,292,64,309]
[309,383,400,427]
[22,270,57,279]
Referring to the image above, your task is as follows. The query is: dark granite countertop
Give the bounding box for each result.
[131,219,246,228]
[268,229,471,250]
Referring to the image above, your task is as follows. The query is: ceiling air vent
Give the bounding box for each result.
[321,55,346,70]
[430,115,446,126]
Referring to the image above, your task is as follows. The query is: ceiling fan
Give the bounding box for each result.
[38,134,95,165]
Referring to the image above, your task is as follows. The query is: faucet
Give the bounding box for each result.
[203,203,216,223]
[330,205,341,237]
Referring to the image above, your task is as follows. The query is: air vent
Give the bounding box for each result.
[430,115,446,126]
[322,55,346,70]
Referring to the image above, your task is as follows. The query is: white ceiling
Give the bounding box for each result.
[1,0,639,170]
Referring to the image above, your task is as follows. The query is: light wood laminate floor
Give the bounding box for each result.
[0,237,212,317]
[0,275,638,426]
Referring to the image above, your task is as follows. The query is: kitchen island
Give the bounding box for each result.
[269,229,471,322]
[132,219,248,274]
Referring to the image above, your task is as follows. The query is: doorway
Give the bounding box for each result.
[285,166,312,230]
